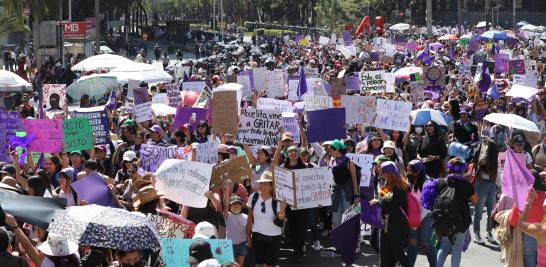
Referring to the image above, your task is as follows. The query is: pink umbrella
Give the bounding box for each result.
[394,66,423,79]
[438,34,459,41]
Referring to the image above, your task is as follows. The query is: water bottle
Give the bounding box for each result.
[320,250,336,258]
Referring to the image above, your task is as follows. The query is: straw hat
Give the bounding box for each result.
[133,185,163,209]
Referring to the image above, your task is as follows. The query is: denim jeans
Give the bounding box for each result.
[436,231,466,267]
[332,186,352,227]
[407,214,437,267]
[473,179,497,233]
[523,233,537,267]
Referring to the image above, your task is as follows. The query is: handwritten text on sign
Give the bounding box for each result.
[281,112,300,144]
[161,238,234,267]
[346,153,374,187]
[293,167,333,209]
[274,166,296,207]
[237,108,281,147]
[196,139,220,165]
[147,214,194,238]
[154,159,212,208]
[360,70,386,92]
[374,99,412,132]
[63,118,93,151]
[140,144,180,172]
[23,119,64,153]
[340,95,376,125]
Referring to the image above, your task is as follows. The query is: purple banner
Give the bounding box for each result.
[173,107,208,130]
[72,172,115,207]
[0,112,22,161]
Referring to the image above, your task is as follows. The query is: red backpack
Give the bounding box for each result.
[401,191,421,229]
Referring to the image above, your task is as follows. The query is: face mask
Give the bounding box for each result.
[414,127,423,134]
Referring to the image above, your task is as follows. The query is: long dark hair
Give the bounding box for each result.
[48,155,63,174]
[48,254,80,267]
[408,165,427,192]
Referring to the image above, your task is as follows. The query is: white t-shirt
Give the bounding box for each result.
[246,192,281,236]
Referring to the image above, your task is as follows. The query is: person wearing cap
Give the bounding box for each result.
[148,125,165,145]
[187,239,221,267]
[0,164,16,180]
[453,107,478,145]
[223,195,248,266]
[381,140,406,177]
[68,150,85,173]
[246,171,287,267]
[417,120,447,178]
[242,144,272,192]
[56,167,78,207]
[362,134,384,157]
[93,145,112,177]
[406,160,436,267]
[5,213,79,267]
[435,158,478,267]
[272,131,295,166]
[369,161,410,267]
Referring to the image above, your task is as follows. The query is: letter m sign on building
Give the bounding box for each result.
[64,22,86,38]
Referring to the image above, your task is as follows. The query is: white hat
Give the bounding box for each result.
[37,234,79,256]
[197,259,222,267]
[381,140,396,153]
[123,151,137,162]
[192,222,217,239]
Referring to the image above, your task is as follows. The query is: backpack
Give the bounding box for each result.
[403,192,421,229]
[431,179,466,239]
[251,192,284,227]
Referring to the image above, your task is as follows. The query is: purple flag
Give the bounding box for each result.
[297,67,307,99]
[502,148,535,209]
[330,215,360,265]
[105,88,117,111]
[307,108,346,143]
[360,195,383,229]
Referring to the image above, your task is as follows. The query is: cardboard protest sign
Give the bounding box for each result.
[510,59,526,75]
[281,112,300,144]
[346,153,374,187]
[264,69,285,97]
[133,87,152,123]
[72,106,109,145]
[212,90,239,134]
[210,156,252,190]
[147,214,195,238]
[42,84,67,113]
[0,112,22,161]
[166,84,182,107]
[341,95,376,125]
[140,144,180,172]
[293,167,333,209]
[274,166,297,207]
[237,108,282,147]
[182,80,207,92]
[196,139,221,164]
[307,108,346,143]
[161,238,234,267]
[257,98,293,112]
[360,71,386,92]
[154,159,213,208]
[63,118,93,151]
[495,53,510,73]
[23,119,64,153]
[307,78,327,96]
[173,107,208,130]
[71,172,114,206]
[304,95,333,112]
[374,99,412,132]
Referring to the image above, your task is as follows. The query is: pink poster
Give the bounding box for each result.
[23,119,64,153]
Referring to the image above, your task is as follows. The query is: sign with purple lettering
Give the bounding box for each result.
[374,99,412,132]
[0,112,22,161]
[23,119,64,153]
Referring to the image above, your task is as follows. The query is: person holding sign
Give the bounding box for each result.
[246,172,287,267]
[329,140,359,227]
[242,144,272,192]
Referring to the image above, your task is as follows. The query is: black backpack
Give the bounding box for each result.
[431,179,467,241]
[251,192,284,227]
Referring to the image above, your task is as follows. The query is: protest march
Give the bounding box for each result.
[4,9,546,267]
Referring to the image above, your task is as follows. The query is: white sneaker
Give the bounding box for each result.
[313,240,321,251]
[474,232,485,244]
[486,231,495,243]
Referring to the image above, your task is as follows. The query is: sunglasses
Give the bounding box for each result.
[261,202,266,213]
[426,124,434,127]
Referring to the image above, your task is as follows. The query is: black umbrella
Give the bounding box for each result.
[0,190,66,228]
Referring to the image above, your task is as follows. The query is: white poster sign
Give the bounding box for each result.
[346,153,374,187]
[293,167,333,209]
[281,112,300,144]
[196,139,221,165]
[274,166,296,207]
[374,99,412,132]
[257,98,293,112]
[340,95,376,125]
[304,95,333,112]
[237,108,282,147]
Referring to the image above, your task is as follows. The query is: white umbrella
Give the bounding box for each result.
[483,113,541,141]
[476,21,487,28]
[506,84,538,100]
[109,63,173,84]
[151,103,176,116]
[0,70,32,92]
[389,23,410,31]
[71,54,133,72]
[67,74,118,99]
[520,24,539,32]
